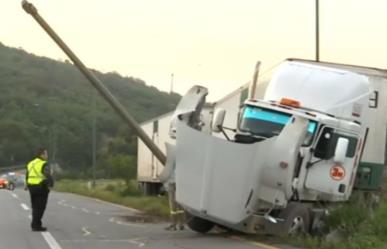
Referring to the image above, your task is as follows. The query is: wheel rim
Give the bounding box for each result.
[288,216,305,235]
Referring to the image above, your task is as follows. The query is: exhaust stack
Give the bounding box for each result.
[248,61,261,100]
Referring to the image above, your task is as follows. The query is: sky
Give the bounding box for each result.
[1,0,387,101]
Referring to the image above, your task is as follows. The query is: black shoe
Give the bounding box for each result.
[32,227,47,232]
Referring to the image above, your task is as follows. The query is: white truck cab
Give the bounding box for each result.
[238,98,363,203]
[170,59,384,235]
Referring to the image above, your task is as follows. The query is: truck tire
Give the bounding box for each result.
[278,202,310,236]
[187,215,215,233]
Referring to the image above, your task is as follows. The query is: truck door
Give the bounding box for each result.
[305,126,361,198]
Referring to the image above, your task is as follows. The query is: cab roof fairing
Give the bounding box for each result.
[263,61,373,122]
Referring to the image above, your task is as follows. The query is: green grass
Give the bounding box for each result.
[281,200,387,249]
[54,179,169,217]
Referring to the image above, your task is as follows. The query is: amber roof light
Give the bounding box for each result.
[280,98,301,108]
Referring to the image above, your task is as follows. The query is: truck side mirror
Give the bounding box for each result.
[334,137,349,164]
[212,108,226,133]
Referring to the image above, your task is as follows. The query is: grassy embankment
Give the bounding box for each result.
[287,200,387,249]
[283,174,387,249]
[54,179,169,217]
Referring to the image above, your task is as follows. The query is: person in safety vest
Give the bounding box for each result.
[26,148,53,232]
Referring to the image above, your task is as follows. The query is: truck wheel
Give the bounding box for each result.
[187,215,215,233]
[279,202,310,236]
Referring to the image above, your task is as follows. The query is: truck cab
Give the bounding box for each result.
[174,60,375,235]
[235,98,363,202]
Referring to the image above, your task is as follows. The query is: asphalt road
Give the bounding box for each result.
[0,188,283,249]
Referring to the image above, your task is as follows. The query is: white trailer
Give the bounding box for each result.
[137,112,175,194]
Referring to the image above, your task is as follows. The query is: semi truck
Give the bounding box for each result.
[22,1,386,236]
[165,59,386,234]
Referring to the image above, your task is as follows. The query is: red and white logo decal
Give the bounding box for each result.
[330,165,345,181]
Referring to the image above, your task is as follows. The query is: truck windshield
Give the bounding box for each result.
[239,106,317,145]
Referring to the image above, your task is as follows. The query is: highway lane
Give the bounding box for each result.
[0,189,281,249]
[0,189,50,249]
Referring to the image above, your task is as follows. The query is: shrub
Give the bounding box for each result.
[104,183,116,192]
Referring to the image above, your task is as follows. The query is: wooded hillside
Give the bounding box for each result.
[0,42,180,175]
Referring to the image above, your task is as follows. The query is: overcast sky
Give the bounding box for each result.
[1,0,387,101]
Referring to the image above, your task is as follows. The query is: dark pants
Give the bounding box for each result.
[28,185,49,229]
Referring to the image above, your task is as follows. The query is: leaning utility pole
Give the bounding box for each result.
[22,0,166,165]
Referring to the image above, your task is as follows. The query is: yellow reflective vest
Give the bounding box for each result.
[27,158,46,185]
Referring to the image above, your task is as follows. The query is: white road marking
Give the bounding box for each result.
[28,215,32,220]
[21,203,30,211]
[128,238,146,247]
[57,200,65,205]
[11,193,18,199]
[61,238,147,247]
[57,200,82,211]
[108,217,145,228]
[58,196,137,217]
[57,200,71,208]
[42,232,63,249]
[93,198,140,213]
[82,227,91,236]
